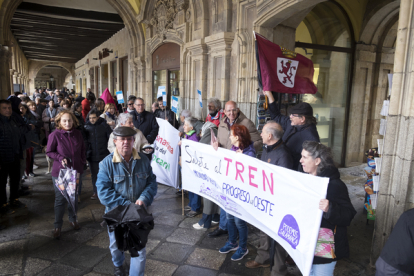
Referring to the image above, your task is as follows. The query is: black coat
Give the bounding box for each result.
[84,118,112,162]
[314,167,356,264]
[0,112,31,164]
[103,203,154,257]
[131,110,159,144]
[260,140,293,170]
[268,101,319,170]
[155,107,179,129]
[380,209,414,275]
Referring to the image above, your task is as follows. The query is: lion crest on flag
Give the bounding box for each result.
[277,58,299,88]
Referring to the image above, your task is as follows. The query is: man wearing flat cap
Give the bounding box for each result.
[263,91,320,171]
[96,126,157,276]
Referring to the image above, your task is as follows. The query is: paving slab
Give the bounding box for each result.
[60,245,108,268]
[166,228,205,246]
[28,240,80,261]
[146,239,161,253]
[26,235,54,253]
[36,263,83,276]
[218,244,259,276]
[153,212,185,227]
[178,217,206,229]
[185,248,226,270]
[0,219,29,242]
[86,231,109,248]
[198,231,229,251]
[0,239,25,275]
[59,227,101,244]
[93,254,114,274]
[149,242,193,263]
[84,272,109,276]
[144,259,178,276]
[148,224,176,240]
[173,265,218,276]
[23,257,51,276]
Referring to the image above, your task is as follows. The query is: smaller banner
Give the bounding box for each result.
[255,32,317,94]
[151,118,180,188]
[197,89,203,107]
[116,91,124,104]
[171,96,179,113]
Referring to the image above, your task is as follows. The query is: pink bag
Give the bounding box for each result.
[314,227,336,259]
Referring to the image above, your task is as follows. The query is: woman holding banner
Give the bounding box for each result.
[219,124,255,261]
[300,141,356,276]
[178,117,202,218]
[193,122,220,230]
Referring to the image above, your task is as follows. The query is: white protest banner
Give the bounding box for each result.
[151,118,180,188]
[116,91,124,104]
[181,140,329,276]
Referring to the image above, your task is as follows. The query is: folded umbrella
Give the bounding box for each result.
[103,203,154,257]
[55,166,79,217]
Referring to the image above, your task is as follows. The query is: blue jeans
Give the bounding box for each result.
[309,261,337,276]
[188,192,201,212]
[198,213,220,229]
[227,213,248,250]
[219,208,228,231]
[108,228,146,276]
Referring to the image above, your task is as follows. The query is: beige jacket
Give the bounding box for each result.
[217,111,263,152]
[108,127,149,153]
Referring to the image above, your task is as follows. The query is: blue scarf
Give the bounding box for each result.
[106,112,116,120]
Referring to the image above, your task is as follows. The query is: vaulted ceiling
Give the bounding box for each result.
[11,0,125,63]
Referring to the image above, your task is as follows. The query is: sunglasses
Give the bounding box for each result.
[128,103,134,106]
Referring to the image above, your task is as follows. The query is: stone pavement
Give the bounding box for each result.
[0,154,376,276]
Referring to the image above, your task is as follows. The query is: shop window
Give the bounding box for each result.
[295,1,354,165]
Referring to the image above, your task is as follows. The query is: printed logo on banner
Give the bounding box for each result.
[278,214,300,249]
[277,58,299,88]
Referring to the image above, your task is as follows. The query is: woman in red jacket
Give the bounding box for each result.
[81,93,95,119]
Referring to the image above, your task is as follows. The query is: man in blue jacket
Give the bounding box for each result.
[96,126,157,276]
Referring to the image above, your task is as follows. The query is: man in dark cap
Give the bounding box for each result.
[263,91,319,171]
[96,126,157,276]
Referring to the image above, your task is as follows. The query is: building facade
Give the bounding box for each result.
[0,0,411,265]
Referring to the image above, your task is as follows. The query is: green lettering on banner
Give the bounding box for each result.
[153,154,170,172]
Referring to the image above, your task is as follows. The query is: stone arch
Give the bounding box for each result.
[28,61,75,92]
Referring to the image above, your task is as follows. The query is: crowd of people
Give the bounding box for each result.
[0,87,360,276]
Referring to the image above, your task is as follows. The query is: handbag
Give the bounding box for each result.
[314,226,336,258]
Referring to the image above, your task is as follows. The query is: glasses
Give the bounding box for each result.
[117,137,134,142]
[128,103,134,106]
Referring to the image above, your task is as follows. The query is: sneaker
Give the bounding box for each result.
[29,173,37,177]
[10,199,27,209]
[184,206,191,211]
[231,248,249,261]
[90,194,98,200]
[0,204,15,216]
[193,223,204,230]
[219,241,238,254]
[211,220,219,225]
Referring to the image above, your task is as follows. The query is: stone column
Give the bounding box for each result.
[370,0,414,264]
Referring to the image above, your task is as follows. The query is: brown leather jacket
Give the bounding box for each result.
[217,111,263,152]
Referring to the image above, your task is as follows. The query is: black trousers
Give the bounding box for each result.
[0,156,21,205]
[89,161,100,195]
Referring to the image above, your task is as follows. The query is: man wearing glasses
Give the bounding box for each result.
[263,91,320,171]
[96,126,157,276]
[131,98,159,144]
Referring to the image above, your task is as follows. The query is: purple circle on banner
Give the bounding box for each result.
[278,214,300,249]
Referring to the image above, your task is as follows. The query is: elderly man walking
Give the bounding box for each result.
[245,121,293,275]
[209,100,262,238]
[96,126,157,276]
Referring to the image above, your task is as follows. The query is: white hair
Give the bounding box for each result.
[207,98,221,110]
[118,112,133,126]
[201,121,217,136]
[184,116,198,128]
[180,109,192,118]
